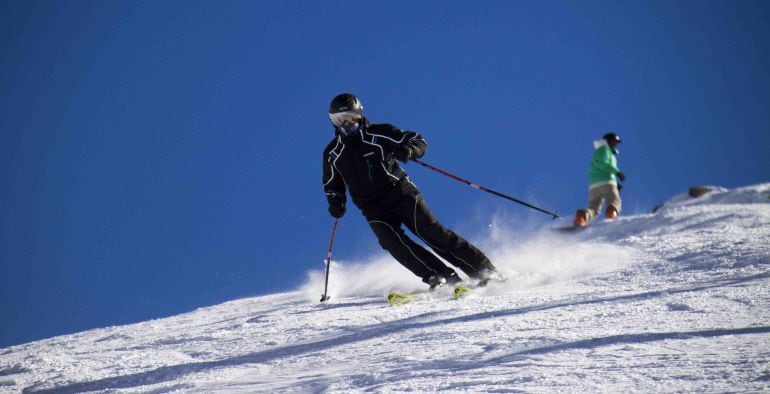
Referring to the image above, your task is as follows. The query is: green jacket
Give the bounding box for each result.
[589,140,621,188]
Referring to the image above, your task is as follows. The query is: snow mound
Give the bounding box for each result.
[1,183,768,393]
[656,183,770,211]
[301,183,769,301]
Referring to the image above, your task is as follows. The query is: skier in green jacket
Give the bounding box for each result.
[573,132,626,227]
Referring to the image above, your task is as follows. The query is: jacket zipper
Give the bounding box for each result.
[366,158,374,182]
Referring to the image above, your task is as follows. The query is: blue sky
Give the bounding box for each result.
[1,0,768,347]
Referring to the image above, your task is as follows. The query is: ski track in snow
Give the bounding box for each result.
[1,184,769,393]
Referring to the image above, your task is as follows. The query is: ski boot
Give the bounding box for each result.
[573,210,588,227]
[476,269,504,287]
[425,272,462,291]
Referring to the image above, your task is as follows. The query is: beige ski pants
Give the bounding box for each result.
[581,183,621,221]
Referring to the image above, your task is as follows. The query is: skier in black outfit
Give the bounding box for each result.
[322,93,499,289]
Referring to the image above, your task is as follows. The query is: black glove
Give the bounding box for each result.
[394,145,413,163]
[616,171,626,182]
[327,196,346,218]
[617,184,623,191]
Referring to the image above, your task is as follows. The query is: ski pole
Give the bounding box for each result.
[320,218,339,302]
[412,158,560,219]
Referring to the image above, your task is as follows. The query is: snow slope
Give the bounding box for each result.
[2,184,769,393]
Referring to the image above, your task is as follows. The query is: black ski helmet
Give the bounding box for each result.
[329,93,363,114]
[603,132,621,144]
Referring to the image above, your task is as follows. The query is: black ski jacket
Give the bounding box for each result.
[322,119,426,209]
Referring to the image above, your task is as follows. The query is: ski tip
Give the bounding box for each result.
[388,293,412,306]
[453,285,470,299]
[387,292,413,306]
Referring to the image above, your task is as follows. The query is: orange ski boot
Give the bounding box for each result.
[573,210,588,227]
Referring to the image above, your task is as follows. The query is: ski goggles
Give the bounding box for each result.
[329,110,363,127]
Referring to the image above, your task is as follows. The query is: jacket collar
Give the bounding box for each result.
[594,139,619,154]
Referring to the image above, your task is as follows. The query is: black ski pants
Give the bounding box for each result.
[361,179,495,283]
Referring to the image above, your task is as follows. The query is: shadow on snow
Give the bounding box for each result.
[26,271,770,393]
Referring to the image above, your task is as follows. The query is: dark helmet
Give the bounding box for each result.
[329,93,363,114]
[603,132,621,144]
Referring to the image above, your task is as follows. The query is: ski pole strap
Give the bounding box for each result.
[412,159,560,219]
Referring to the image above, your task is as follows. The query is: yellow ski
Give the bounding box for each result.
[453,285,471,299]
[387,285,471,306]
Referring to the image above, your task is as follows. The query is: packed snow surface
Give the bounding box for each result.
[2,184,769,393]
